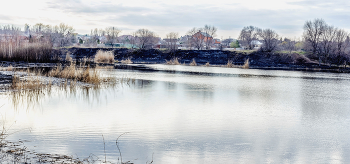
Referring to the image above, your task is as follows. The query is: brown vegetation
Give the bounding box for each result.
[121,58,133,64]
[166,58,180,65]
[242,58,250,69]
[94,50,115,64]
[189,59,197,66]
[0,43,54,62]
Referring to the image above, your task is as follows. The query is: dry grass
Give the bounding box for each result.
[65,52,73,62]
[226,59,249,69]
[226,60,237,68]
[166,58,180,65]
[94,50,115,64]
[242,58,250,69]
[48,64,102,85]
[121,58,133,64]
[0,42,54,62]
[11,74,48,91]
[189,59,197,66]
[205,62,210,67]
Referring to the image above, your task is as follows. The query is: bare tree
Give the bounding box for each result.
[257,28,280,52]
[320,25,337,64]
[89,28,100,46]
[203,25,217,50]
[281,38,297,54]
[187,27,204,50]
[129,32,138,49]
[303,18,326,65]
[135,29,157,49]
[105,27,121,47]
[165,32,178,51]
[239,26,259,50]
[334,29,349,56]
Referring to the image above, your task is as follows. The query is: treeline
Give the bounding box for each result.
[238,19,350,66]
[0,19,350,66]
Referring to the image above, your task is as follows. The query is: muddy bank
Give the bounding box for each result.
[1,47,349,73]
[62,48,350,73]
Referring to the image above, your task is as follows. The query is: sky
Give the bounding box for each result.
[1,0,350,39]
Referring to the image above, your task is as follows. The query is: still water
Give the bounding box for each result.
[2,64,350,163]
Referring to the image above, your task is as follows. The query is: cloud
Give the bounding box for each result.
[47,0,148,15]
[40,0,350,37]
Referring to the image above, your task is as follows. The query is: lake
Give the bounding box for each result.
[1,64,350,163]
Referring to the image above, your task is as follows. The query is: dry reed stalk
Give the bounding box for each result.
[94,50,115,64]
[121,58,133,64]
[226,60,235,68]
[166,58,180,65]
[65,53,73,62]
[242,58,250,69]
[0,41,53,62]
[189,59,197,66]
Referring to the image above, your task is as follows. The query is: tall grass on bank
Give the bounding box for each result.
[121,58,133,64]
[166,58,180,65]
[0,42,54,62]
[226,59,250,69]
[94,50,115,64]
[189,59,197,66]
[226,60,237,68]
[242,58,250,69]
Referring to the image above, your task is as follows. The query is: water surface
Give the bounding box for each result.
[1,64,350,163]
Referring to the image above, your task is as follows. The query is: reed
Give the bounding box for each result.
[226,60,236,68]
[166,57,180,65]
[48,64,102,85]
[121,58,133,64]
[242,58,250,69]
[65,52,73,62]
[94,50,115,64]
[189,59,197,66]
[0,42,54,62]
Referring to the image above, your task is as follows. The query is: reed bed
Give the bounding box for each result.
[94,50,115,64]
[0,42,54,62]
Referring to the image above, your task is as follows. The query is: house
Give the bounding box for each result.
[251,40,263,48]
[222,38,235,47]
[192,30,213,42]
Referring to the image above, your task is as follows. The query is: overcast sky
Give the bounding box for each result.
[1,0,350,39]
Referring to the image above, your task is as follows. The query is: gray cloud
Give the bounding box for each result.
[45,0,350,37]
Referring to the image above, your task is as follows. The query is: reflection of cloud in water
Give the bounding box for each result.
[2,66,350,163]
